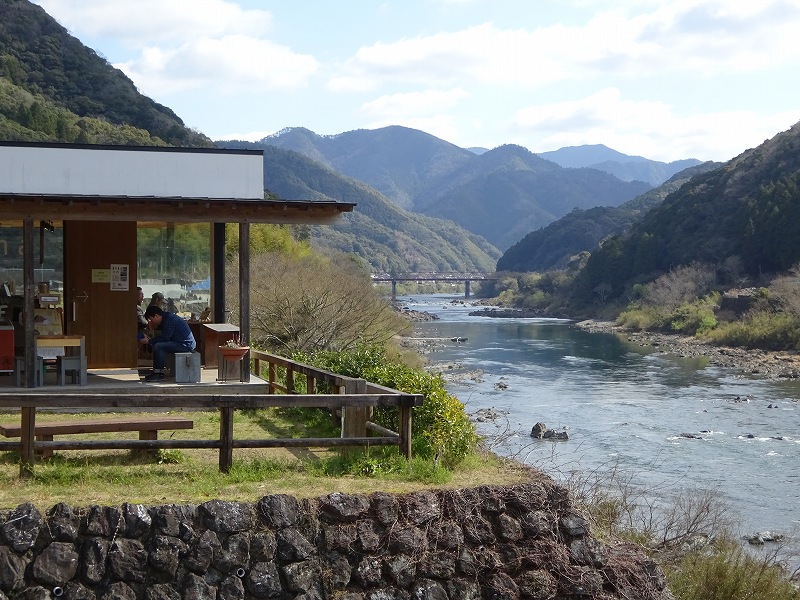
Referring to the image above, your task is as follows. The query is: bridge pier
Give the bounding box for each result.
[464,280,471,298]
[391,280,397,300]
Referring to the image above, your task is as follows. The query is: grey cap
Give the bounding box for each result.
[151,292,165,300]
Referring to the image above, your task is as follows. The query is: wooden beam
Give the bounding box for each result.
[0,196,354,224]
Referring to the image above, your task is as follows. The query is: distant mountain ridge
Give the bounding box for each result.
[574,120,800,299]
[496,161,721,273]
[217,141,501,274]
[260,127,658,250]
[538,144,702,186]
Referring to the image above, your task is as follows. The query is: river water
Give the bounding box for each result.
[405,294,800,542]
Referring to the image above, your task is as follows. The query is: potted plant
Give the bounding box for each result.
[218,336,249,360]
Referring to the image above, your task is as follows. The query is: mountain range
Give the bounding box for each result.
[538,144,701,186]
[496,161,721,273]
[258,127,653,250]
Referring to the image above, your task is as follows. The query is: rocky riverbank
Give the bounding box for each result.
[575,320,800,381]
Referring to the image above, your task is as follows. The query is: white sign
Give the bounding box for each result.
[111,264,130,291]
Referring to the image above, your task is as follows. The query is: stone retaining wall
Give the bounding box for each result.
[0,481,671,600]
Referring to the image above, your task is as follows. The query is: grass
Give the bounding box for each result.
[0,408,533,508]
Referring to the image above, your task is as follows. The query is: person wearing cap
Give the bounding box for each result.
[149,291,166,310]
[142,305,196,382]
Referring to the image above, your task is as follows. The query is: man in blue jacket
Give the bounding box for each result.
[142,305,196,382]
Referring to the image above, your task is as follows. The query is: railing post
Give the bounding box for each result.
[20,407,35,477]
[286,368,295,393]
[219,406,234,473]
[341,379,368,457]
[398,401,413,459]
[269,362,277,394]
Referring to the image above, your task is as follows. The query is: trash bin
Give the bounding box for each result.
[0,323,14,373]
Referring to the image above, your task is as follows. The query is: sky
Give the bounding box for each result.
[31,0,800,163]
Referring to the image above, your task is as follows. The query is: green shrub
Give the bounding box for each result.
[300,345,479,467]
[668,293,720,335]
[617,306,667,330]
[707,311,800,351]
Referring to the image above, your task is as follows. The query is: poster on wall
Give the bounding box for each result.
[110,264,129,291]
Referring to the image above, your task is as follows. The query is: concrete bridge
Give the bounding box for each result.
[371,272,495,299]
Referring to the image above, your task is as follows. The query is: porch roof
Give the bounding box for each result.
[0,194,353,224]
[0,141,355,223]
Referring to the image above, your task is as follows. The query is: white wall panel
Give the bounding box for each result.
[0,145,264,199]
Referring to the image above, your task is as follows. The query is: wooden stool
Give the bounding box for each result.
[56,355,83,386]
[14,356,43,387]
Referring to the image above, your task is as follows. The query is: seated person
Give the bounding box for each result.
[142,306,196,382]
[136,286,151,358]
[149,291,167,310]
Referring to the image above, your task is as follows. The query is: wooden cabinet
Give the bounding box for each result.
[190,323,239,368]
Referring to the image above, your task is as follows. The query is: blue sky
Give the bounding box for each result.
[32,0,800,162]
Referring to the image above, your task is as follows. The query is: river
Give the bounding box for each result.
[405,294,800,543]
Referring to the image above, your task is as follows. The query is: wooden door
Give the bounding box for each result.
[64,221,137,368]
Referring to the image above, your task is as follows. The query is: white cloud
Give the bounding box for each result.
[117,36,318,96]
[336,1,800,89]
[513,88,800,161]
[360,89,468,118]
[34,0,272,45]
[35,0,316,97]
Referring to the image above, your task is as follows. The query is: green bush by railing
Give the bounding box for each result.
[296,345,478,467]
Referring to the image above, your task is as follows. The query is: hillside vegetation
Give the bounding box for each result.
[0,0,212,147]
[497,161,720,272]
[574,121,800,303]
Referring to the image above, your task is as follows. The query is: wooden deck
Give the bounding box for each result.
[0,365,261,393]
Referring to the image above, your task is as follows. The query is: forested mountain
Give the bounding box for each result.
[496,161,720,272]
[414,144,652,250]
[263,129,654,250]
[574,120,800,299]
[263,126,475,210]
[0,0,212,147]
[217,142,500,273]
[538,144,701,186]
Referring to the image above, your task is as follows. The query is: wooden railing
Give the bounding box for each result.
[0,351,424,477]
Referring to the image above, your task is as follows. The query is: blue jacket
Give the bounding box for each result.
[154,312,196,350]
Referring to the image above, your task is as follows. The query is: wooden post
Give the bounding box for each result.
[341,379,368,458]
[20,407,35,476]
[22,219,36,389]
[398,402,413,459]
[219,406,234,473]
[238,223,251,383]
[212,223,226,323]
[268,362,277,394]
[20,219,36,477]
[286,367,295,393]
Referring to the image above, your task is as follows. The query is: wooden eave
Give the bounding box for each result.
[0,194,355,224]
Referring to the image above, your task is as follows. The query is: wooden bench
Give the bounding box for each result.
[0,416,194,458]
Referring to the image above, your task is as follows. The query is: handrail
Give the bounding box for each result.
[0,351,424,477]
